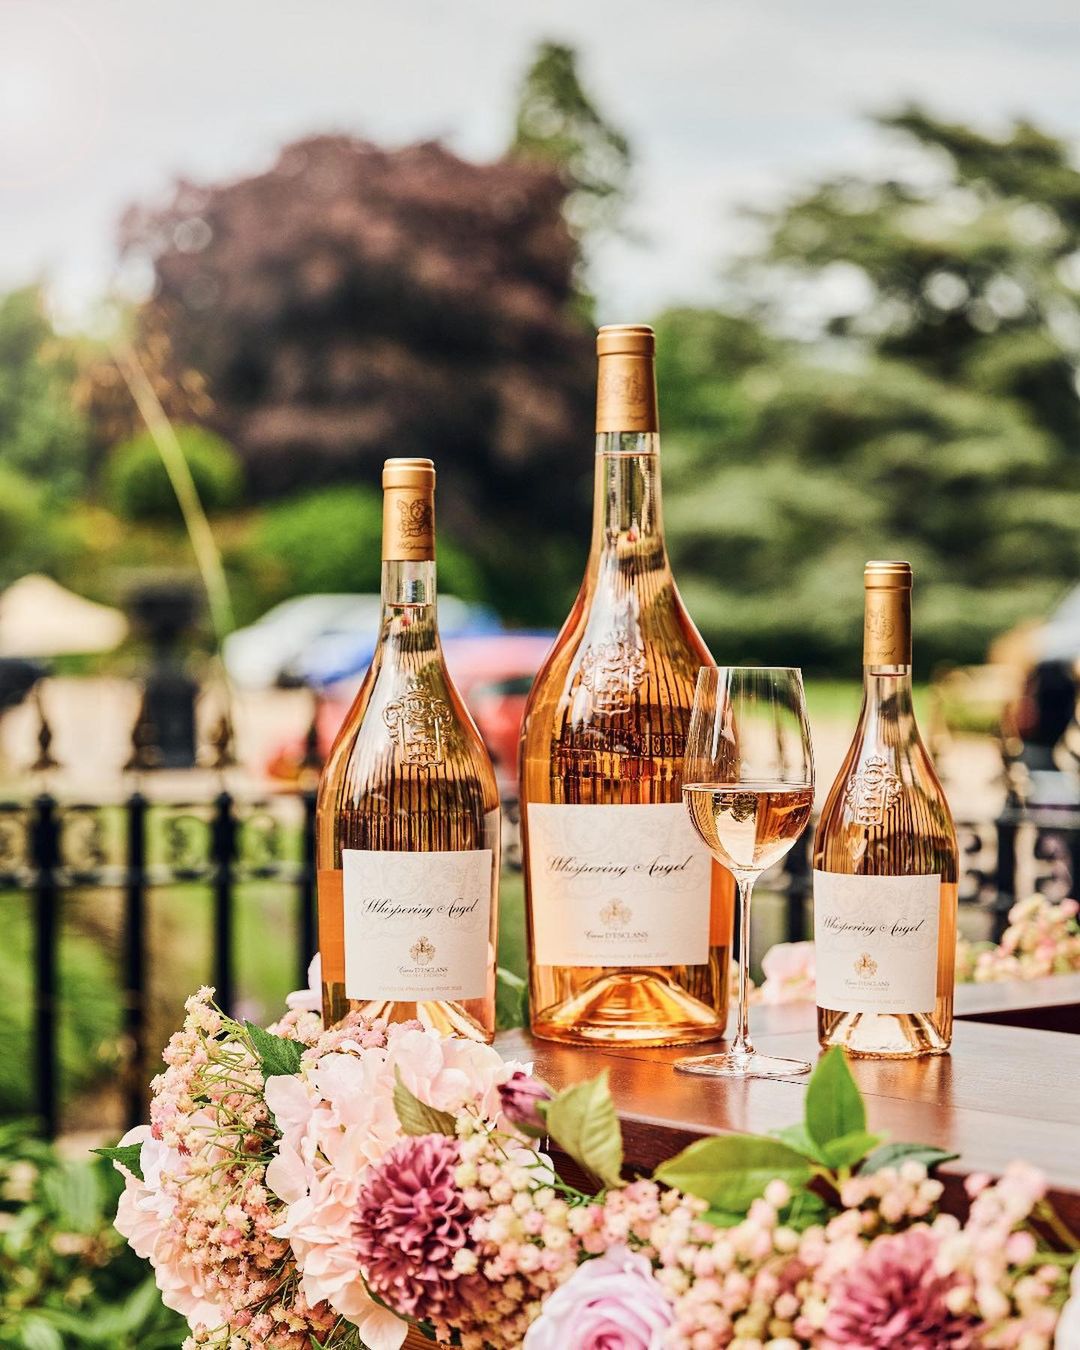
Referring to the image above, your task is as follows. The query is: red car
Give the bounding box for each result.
[267,632,554,794]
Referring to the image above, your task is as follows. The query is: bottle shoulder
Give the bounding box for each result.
[523,568,711,716]
[319,648,498,806]
[814,717,958,871]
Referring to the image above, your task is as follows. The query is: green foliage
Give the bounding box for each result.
[511,40,632,238]
[248,485,485,605]
[495,966,529,1031]
[539,1069,623,1190]
[0,898,121,1118]
[0,287,90,502]
[104,425,244,522]
[89,1145,143,1182]
[862,1141,959,1174]
[658,1048,935,1225]
[0,1123,186,1347]
[392,1070,457,1138]
[654,1135,812,1214]
[0,465,78,590]
[244,1021,304,1079]
[804,1045,866,1149]
[657,108,1080,671]
[0,288,88,587]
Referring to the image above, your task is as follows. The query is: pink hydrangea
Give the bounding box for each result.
[111,989,335,1348]
[113,1126,223,1328]
[824,1226,977,1349]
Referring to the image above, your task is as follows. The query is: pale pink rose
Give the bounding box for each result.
[286,952,322,1013]
[1055,1258,1080,1348]
[523,1244,674,1350]
[759,940,817,1004]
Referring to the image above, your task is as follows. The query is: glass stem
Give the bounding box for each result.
[732,876,756,1061]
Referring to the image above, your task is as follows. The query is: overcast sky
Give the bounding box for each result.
[4,0,1080,327]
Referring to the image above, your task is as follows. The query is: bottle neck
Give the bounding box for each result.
[862,577,915,738]
[589,431,668,566]
[862,663,916,732]
[377,559,440,659]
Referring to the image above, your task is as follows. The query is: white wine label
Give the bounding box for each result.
[527,803,711,967]
[813,870,940,1014]
[342,848,493,1002]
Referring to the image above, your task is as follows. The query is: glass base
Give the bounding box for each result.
[674,1050,811,1079]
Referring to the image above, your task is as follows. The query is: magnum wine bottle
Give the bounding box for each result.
[813,561,958,1056]
[316,458,500,1040]
[519,324,733,1046]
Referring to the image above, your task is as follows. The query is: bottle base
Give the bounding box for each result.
[321,983,494,1043]
[817,1007,951,1058]
[531,971,726,1048]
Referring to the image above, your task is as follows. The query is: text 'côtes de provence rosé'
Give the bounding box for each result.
[520,325,734,1047]
[316,458,499,1040]
[813,561,958,1057]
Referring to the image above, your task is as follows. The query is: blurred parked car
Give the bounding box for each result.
[224,593,491,689]
[266,631,554,794]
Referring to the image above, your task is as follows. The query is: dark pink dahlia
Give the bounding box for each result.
[353,1133,481,1323]
[824,1227,978,1349]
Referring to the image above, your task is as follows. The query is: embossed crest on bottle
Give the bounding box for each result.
[382,679,451,766]
[578,606,647,714]
[843,755,903,826]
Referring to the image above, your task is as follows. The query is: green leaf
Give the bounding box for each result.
[393,1069,457,1137]
[539,1069,623,1190]
[91,1143,143,1181]
[496,966,529,1031]
[805,1046,865,1149]
[862,1141,960,1174]
[701,1208,748,1228]
[18,1317,64,1350]
[655,1134,812,1213]
[782,1188,832,1232]
[821,1130,883,1170]
[245,1021,304,1079]
[771,1121,826,1164]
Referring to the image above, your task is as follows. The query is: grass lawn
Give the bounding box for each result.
[803,679,930,724]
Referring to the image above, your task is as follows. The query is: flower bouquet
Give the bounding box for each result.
[98,988,1079,1349]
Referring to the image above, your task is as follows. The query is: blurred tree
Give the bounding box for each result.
[659,109,1080,673]
[749,107,1080,445]
[105,425,243,522]
[117,136,594,624]
[75,310,214,455]
[0,287,90,501]
[245,484,484,607]
[510,41,633,240]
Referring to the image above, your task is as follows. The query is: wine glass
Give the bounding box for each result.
[676,666,815,1078]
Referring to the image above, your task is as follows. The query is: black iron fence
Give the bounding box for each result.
[9,787,317,1138]
[10,783,1080,1137]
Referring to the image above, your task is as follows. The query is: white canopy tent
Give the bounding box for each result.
[0,574,128,658]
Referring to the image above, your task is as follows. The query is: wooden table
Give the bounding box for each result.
[496,980,1080,1227]
[955,971,1080,1033]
